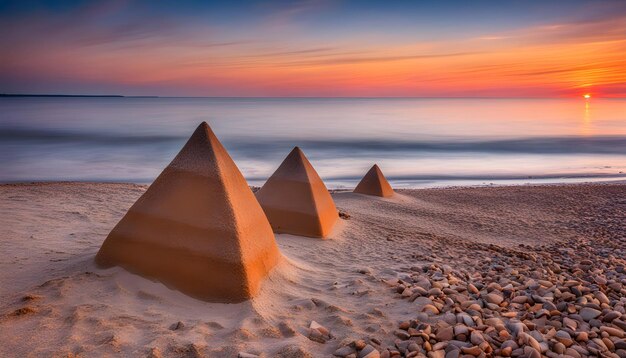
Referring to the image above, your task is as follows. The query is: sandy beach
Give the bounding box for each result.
[0,182,624,357]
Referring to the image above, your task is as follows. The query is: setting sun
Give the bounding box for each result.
[583,94,591,99]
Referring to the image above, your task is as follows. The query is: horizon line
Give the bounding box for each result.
[2,93,625,99]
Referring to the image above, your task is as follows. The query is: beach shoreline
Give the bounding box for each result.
[0,182,624,357]
[1,176,625,191]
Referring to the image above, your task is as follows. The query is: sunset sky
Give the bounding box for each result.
[1,0,625,97]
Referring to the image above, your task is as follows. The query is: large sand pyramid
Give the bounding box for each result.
[354,164,394,197]
[256,147,338,238]
[95,122,281,303]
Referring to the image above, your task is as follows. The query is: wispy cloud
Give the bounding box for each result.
[475,36,510,41]
[276,51,483,67]
[1,0,625,97]
[472,12,626,46]
[258,0,338,28]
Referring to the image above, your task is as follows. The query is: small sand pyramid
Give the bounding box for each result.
[354,164,394,197]
[95,122,281,303]
[256,147,338,238]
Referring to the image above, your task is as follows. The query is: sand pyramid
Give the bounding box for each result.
[256,147,338,238]
[354,164,394,197]
[95,122,281,303]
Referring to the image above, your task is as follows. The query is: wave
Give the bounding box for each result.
[0,128,182,145]
[319,172,626,182]
[2,127,626,155]
[235,137,626,156]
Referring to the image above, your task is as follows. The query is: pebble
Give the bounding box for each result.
[580,307,602,321]
[361,350,380,358]
[458,313,474,327]
[615,319,626,330]
[603,311,621,322]
[553,342,566,354]
[601,326,624,338]
[460,346,481,356]
[521,332,542,352]
[576,331,589,342]
[308,321,331,343]
[428,350,445,358]
[334,346,355,357]
[563,317,578,330]
[422,304,439,315]
[468,283,479,294]
[308,328,326,343]
[359,345,380,358]
[169,321,185,330]
[523,346,541,358]
[394,330,410,340]
[436,326,454,341]
[454,325,469,339]
[506,322,526,337]
[310,321,328,334]
[555,330,573,346]
[429,288,443,296]
[483,292,504,305]
[565,347,582,358]
[594,292,610,304]
[469,331,484,345]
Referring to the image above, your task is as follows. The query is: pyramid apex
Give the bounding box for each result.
[354,164,394,197]
[290,146,304,155]
[169,122,223,173]
[192,121,214,138]
[283,146,308,164]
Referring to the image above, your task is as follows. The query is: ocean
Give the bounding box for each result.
[1,97,625,188]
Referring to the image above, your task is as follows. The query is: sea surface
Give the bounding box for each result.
[1,97,625,188]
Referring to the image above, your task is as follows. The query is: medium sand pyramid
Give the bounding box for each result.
[95,122,281,303]
[256,147,338,238]
[354,164,394,197]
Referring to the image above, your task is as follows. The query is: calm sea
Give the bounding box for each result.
[1,97,625,188]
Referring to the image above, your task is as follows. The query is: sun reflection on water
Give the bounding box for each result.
[581,98,592,135]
